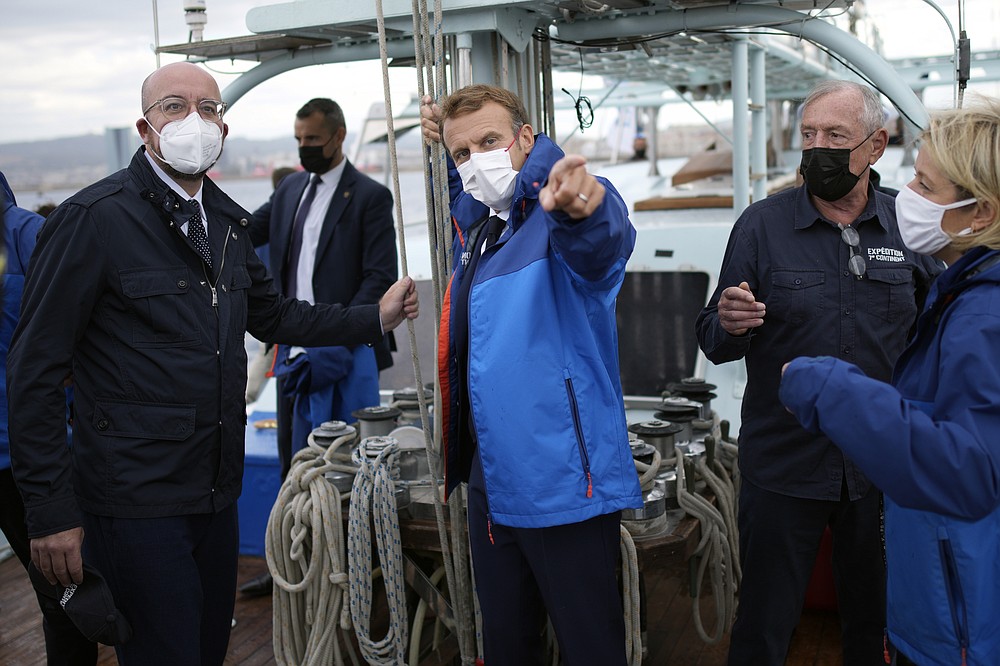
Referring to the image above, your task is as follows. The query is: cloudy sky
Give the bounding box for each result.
[0,0,995,146]
[0,1,420,145]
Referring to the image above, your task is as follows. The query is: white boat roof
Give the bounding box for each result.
[159,0,853,103]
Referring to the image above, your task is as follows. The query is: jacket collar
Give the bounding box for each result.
[793,182,888,233]
[130,148,248,227]
[920,246,1000,327]
[941,246,1000,292]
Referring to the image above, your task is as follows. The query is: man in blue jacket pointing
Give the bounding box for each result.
[421,84,642,666]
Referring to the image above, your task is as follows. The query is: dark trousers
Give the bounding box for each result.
[467,450,627,666]
[0,467,97,666]
[727,478,887,666]
[81,503,239,666]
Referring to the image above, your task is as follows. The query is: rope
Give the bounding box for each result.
[373,13,464,663]
[266,432,359,666]
[674,433,741,644]
[403,0,480,662]
[347,437,410,664]
[633,446,662,492]
[619,526,643,666]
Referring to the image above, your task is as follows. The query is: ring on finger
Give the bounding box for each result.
[577,192,589,203]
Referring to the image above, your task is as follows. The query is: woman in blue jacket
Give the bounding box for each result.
[780,99,1000,665]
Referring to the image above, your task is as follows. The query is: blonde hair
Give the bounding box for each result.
[921,96,1000,252]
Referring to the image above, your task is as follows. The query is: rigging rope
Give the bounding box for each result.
[620,526,643,666]
[374,1,479,662]
[267,432,359,666]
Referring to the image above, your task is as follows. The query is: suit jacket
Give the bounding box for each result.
[249,160,398,368]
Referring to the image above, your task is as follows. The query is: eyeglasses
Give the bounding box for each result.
[143,96,227,121]
[841,226,866,279]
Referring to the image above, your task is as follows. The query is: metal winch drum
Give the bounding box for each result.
[311,421,359,493]
[312,420,356,447]
[628,419,684,460]
[387,425,430,481]
[351,405,402,440]
[622,438,667,529]
[674,440,709,495]
[655,467,680,510]
[654,396,701,443]
[357,435,410,509]
[391,385,434,427]
[664,378,717,421]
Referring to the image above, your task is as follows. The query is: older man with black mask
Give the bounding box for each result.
[696,80,942,665]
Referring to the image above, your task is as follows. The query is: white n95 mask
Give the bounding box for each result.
[895,184,977,255]
[457,141,519,211]
[149,111,223,175]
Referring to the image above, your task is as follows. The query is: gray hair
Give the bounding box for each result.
[803,80,885,135]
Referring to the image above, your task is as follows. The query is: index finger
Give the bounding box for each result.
[547,155,588,185]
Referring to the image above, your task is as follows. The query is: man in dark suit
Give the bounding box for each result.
[242,98,398,596]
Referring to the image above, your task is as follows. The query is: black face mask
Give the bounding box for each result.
[799,130,875,202]
[299,145,334,174]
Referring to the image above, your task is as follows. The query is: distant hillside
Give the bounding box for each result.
[0,132,298,193]
[1,122,724,195]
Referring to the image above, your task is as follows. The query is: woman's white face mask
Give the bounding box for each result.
[148,111,223,175]
[895,184,977,255]
[457,137,519,211]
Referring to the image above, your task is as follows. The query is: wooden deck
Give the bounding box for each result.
[0,551,843,665]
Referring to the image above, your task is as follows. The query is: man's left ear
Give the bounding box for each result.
[222,122,229,140]
[136,117,150,142]
[869,128,889,163]
[519,124,535,155]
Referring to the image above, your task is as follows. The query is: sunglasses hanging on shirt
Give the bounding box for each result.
[841,226,866,279]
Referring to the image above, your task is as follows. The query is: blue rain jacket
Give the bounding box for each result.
[437,134,643,528]
[780,246,1000,666]
[0,171,44,470]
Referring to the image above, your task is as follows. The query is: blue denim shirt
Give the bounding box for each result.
[696,184,942,500]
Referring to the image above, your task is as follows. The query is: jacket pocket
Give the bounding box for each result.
[227,263,252,333]
[119,266,200,348]
[93,398,195,441]
[865,267,916,323]
[937,528,970,656]
[564,376,593,498]
[769,270,824,325]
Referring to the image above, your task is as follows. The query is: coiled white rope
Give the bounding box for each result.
[347,437,409,664]
[266,432,359,666]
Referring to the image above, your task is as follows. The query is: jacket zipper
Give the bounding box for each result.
[564,376,593,498]
[202,225,231,309]
[937,529,970,664]
[212,226,234,497]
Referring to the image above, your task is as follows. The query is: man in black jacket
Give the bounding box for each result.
[6,61,417,666]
